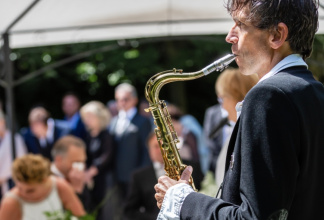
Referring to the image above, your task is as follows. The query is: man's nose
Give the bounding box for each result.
[225,26,238,44]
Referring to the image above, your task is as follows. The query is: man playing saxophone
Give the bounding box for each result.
[154,0,324,219]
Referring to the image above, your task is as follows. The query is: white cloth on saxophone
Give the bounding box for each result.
[157,183,194,220]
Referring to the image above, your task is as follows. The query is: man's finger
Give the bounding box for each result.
[155,192,163,209]
[180,166,193,181]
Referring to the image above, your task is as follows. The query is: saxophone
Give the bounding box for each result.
[144,54,236,191]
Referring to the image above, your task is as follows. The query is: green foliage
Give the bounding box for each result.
[8,35,324,129]
[44,210,95,220]
[307,35,324,82]
[43,186,118,220]
[124,49,140,59]
[78,214,96,220]
[198,171,219,197]
[10,35,231,127]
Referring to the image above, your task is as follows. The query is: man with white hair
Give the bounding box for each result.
[110,83,152,200]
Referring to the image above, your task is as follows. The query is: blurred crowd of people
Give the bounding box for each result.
[0,69,259,220]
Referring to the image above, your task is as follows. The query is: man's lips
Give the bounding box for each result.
[233,53,239,64]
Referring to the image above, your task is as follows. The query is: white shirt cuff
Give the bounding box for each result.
[157,183,194,220]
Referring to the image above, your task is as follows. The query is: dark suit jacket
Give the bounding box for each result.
[180,66,324,219]
[21,119,71,161]
[64,112,87,141]
[123,160,204,220]
[110,112,152,185]
[123,164,159,220]
[85,129,115,205]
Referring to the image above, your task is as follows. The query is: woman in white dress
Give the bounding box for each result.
[0,154,86,220]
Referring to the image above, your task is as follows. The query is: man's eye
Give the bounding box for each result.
[236,21,242,27]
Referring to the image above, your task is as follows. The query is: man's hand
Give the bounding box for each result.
[154,166,193,209]
[68,168,86,193]
[84,166,98,188]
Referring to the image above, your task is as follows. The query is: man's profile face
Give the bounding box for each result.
[225,7,272,77]
[115,90,138,112]
[59,145,86,177]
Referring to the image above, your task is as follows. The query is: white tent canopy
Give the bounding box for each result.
[2,0,323,49]
[0,0,234,48]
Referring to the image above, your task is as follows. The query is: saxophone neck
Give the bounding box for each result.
[202,54,236,76]
[145,68,203,105]
[144,54,236,106]
[143,53,236,192]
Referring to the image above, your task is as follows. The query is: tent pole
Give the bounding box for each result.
[2,33,16,160]
[1,0,41,161]
[5,0,40,33]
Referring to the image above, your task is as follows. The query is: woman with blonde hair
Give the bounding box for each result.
[80,101,114,219]
[0,154,85,220]
[216,67,259,122]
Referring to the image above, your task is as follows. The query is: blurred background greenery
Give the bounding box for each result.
[1,35,323,128]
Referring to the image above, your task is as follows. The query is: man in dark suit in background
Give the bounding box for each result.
[21,106,71,161]
[61,92,87,141]
[123,132,204,220]
[203,103,228,173]
[155,0,324,219]
[123,132,165,220]
[109,83,152,200]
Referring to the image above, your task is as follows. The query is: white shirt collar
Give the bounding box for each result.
[235,101,244,119]
[46,118,55,143]
[51,163,65,178]
[118,107,137,121]
[258,54,307,83]
[235,54,308,118]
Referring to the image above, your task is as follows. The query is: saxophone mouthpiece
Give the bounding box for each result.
[202,54,236,76]
[221,54,236,68]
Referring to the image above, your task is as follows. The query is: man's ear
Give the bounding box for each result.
[269,22,289,49]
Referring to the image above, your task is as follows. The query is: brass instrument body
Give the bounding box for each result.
[145,54,236,191]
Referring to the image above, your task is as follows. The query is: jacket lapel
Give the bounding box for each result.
[224,117,240,172]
